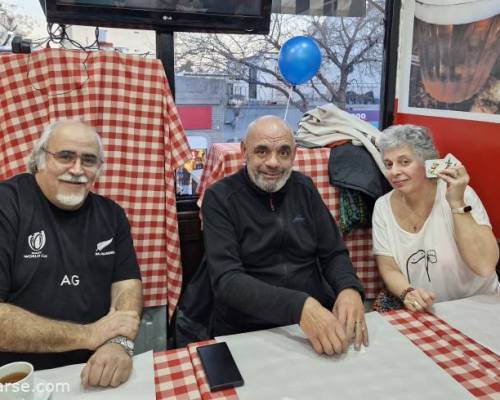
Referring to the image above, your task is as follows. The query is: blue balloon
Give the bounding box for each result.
[278,36,322,86]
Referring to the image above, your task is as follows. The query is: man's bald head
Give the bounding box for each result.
[244,115,295,147]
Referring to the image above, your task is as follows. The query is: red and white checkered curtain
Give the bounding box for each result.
[0,48,191,318]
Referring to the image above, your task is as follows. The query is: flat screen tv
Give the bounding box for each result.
[39,0,273,34]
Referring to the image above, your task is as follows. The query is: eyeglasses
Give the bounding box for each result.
[43,148,101,168]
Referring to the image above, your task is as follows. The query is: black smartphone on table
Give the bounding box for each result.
[196,342,244,392]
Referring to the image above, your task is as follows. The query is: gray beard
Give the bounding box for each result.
[56,193,86,207]
[248,167,292,193]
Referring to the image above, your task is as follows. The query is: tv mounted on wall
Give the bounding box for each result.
[39,0,273,34]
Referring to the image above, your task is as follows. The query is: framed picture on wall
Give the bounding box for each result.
[397,0,500,123]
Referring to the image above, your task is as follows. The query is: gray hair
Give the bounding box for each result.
[377,124,439,162]
[27,119,105,174]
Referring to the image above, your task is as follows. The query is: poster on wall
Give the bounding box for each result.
[397,0,500,123]
[175,148,207,196]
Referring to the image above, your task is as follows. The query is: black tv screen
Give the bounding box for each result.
[41,0,272,34]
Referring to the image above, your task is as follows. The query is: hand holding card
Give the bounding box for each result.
[434,153,470,207]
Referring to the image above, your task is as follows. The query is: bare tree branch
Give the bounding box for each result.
[176,5,385,111]
[0,2,34,38]
[367,0,385,14]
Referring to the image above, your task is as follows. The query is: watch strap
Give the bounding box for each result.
[108,335,134,357]
[451,205,472,214]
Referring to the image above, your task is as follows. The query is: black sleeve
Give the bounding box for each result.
[112,204,142,282]
[202,186,308,327]
[311,185,365,300]
[0,183,18,301]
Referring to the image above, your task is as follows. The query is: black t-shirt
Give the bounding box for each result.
[0,173,141,369]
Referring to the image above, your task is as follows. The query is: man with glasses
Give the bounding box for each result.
[0,120,143,388]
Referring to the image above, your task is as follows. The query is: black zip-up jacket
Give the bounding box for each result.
[202,168,364,336]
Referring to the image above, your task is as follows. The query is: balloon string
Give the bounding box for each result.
[284,85,293,122]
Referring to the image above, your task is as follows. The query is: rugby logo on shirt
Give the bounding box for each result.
[95,238,115,256]
[29,230,46,252]
[24,230,48,259]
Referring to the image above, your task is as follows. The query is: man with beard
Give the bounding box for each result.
[202,115,368,355]
[0,120,142,387]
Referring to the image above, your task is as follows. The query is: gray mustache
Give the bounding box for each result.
[58,174,88,184]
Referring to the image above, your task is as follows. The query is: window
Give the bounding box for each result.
[9,0,386,198]
[174,0,386,150]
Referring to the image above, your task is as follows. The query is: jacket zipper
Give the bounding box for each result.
[269,193,287,282]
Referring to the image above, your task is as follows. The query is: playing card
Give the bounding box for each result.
[436,153,462,174]
[425,159,443,178]
[440,153,461,169]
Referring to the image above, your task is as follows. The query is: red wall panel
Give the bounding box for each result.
[394,111,500,237]
[177,105,212,130]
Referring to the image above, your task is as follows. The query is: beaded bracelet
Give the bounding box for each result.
[399,287,415,303]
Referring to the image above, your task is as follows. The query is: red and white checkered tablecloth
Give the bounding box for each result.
[0,48,191,315]
[154,343,238,400]
[155,349,202,400]
[383,310,500,400]
[197,143,382,298]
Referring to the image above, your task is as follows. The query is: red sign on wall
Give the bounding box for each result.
[177,105,212,130]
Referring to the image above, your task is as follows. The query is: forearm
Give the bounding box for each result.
[441,170,498,276]
[453,215,499,277]
[376,256,411,298]
[316,199,364,298]
[381,269,411,298]
[111,280,143,314]
[323,251,365,299]
[0,303,91,353]
[214,270,308,326]
[110,279,143,339]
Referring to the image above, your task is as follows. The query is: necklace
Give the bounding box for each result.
[399,192,433,233]
[402,205,422,232]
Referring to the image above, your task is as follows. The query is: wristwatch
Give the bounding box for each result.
[108,336,134,357]
[451,205,472,214]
